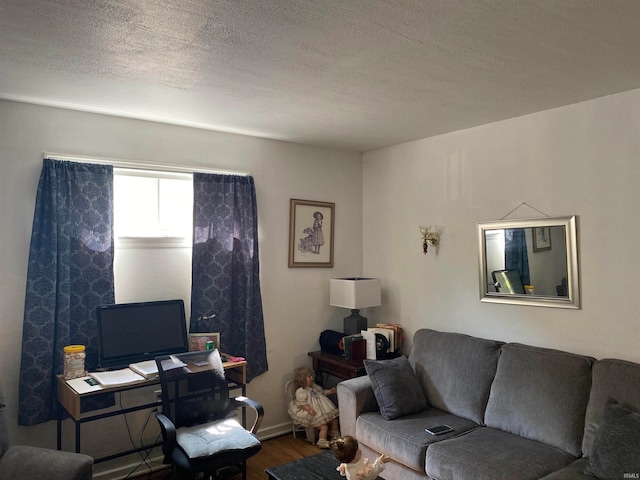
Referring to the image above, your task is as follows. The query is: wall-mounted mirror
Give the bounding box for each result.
[477,216,579,308]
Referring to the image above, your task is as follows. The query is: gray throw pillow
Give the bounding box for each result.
[584,397,640,480]
[364,356,428,420]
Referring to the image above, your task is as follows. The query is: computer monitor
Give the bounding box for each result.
[97,299,189,369]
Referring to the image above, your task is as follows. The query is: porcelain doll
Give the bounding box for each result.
[331,435,390,480]
[287,366,340,448]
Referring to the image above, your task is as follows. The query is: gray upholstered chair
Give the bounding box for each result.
[0,382,93,480]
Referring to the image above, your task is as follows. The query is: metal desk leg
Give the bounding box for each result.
[75,419,81,453]
[57,415,62,450]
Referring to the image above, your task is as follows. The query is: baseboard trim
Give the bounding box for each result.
[92,452,166,480]
[256,421,293,440]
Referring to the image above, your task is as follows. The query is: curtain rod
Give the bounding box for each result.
[43,152,251,176]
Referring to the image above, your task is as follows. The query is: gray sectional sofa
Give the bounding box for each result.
[337,328,640,480]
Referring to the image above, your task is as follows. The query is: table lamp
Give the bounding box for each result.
[330,277,381,335]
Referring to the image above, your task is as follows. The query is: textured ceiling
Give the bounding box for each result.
[1,0,640,152]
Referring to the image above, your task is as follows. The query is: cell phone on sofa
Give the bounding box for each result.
[425,424,454,435]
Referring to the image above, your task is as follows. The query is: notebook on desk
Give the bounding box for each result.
[65,376,104,394]
[89,368,146,387]
[128,360,159,379]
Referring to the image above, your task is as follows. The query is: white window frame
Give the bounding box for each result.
[114,168,193,249]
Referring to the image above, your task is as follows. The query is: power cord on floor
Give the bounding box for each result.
[118,394,165,480]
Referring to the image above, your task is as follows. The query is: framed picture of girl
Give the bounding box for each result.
[533,226,552,252]
[288,199,335,267]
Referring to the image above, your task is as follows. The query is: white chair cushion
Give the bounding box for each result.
[176,418,260,459]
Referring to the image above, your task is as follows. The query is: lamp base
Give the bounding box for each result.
[344,309,368,335]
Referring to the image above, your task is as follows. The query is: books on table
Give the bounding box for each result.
[342,334,361,360]
[65,376,104,394]
[358,324,404,360]
[349,338,366,361]
[68,356,190,391]
[90,358,169,386]
[128,360,159,379]
[343,334,366,361]
[372,323,404,351]
[89,368,146,387]
[65,371,146,394]
[360,330,377,360]
[367,327,393,354]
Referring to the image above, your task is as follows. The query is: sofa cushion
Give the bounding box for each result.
[364,356,427,420]
[425,427,576,480]
[356,408,479,472]
[538,458,591,480]
[409,329,504,424]
[484,343,594,457]
[584,398,640,479]
[582,358,640,457]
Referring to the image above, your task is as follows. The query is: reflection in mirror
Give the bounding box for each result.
[478,216,579,308]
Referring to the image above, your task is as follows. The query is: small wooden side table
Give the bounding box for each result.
[308,350,366,385]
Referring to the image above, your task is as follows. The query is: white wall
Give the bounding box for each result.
[5,86,640,475]
[363,88,640,363]
[0,100,362,476]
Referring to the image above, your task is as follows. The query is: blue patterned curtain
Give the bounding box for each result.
[190,174,268,381]
[504,228,530,286]
[19,159,115,425]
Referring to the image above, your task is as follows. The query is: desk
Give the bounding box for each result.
[56,357,246,463]
[308,350,366,385]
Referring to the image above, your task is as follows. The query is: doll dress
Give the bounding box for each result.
[338,455,386,480]
[288,384,338,427]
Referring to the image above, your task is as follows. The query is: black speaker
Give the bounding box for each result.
[319,330,345,355]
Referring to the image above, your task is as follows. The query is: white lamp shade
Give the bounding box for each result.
[330,278,381,309]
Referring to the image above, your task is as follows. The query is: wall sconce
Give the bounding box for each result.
[420,226,440,254]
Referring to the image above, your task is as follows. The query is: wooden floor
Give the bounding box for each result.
[134,433,323,480]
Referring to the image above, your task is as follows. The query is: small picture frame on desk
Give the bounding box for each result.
[189,332,220,351]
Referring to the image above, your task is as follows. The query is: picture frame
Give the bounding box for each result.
[189,332,221,351]
[288,199,335,268]
[533,226,552,252]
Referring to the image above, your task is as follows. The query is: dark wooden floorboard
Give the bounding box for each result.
[132,433,324,480]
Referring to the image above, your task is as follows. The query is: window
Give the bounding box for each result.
[114,169,193,247]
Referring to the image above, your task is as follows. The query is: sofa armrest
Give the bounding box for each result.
[0,445,93,480]
[337,376,378,437]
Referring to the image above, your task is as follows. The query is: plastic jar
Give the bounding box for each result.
[63,345,86,380]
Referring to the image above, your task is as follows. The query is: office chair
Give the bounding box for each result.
[492,269,526,294]
[155,350,263,480]
[556,277,568,296]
